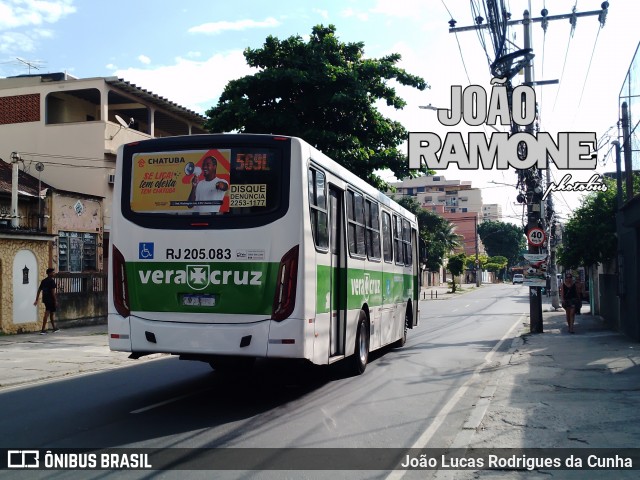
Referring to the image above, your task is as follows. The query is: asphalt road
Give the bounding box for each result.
[0,283,528,479]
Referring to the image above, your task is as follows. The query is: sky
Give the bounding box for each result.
[1,0,638,226]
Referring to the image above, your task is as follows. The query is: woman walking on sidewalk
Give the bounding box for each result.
[560,272,579,333]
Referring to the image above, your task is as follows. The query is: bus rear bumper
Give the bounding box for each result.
[108,313,132,352]
[109,314,308,360]
[127,316,271,357]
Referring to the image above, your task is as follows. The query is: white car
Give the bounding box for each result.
[513,274,524,284]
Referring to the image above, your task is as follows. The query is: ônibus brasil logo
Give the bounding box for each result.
[138,266,263,289]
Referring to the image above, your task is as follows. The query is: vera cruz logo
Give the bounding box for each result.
[130,262,275,314]
[136,264,265,289]
[350,272,381,298]
[187,265,210,290]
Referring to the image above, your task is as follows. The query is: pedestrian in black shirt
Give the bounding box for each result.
[560,272,579,334]
[33,267,59,334]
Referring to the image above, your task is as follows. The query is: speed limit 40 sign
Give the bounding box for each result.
[527,227,546,247]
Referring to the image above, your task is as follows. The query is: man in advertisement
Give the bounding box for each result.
[187,156,229,213]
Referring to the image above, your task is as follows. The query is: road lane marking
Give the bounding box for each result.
[385,314,524,480]
[131,388,210,414]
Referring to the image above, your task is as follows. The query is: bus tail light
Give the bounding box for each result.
[271,245,299,321]
[112,245,131,318]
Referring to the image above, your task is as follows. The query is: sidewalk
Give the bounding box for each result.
[443,297,640,478]
[420,283,481,300]
[0,324,164,390]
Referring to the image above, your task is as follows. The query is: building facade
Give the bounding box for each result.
[0,73,207,332]
[391,175,500,256]
[0,72,207,273]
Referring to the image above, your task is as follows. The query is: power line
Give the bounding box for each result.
[20,160,114,170]
[574,23,603,119]
[552,3,579,112]
[442,0,474,84]
[18,151,111,163]
[15,151,115,171]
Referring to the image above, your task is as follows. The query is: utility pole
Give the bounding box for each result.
[521,10,544,333]
[10,152,20,228]
[621,102,634,202]
[475,215,481,287]
[449,2,608,333]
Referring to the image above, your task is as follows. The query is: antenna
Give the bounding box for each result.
[16,57,46,74]
[110,115,134,140]
[115,115,131,128]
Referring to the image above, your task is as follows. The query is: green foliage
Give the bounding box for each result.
[447,252,467,293]
[486,255,507,273]
[489,255,508,267]
[205,24,429,189]
[465,254,488,269]
[477,220,526,267]
[557,175,640,268]
[397,196,460,271]
[484,262,503,273]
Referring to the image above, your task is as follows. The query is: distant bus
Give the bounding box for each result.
[108,134,419,375]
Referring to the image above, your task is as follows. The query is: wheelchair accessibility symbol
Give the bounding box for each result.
[139,242,154,260]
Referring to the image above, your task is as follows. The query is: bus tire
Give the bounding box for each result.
[348,310,369,375]
[394,307,410,348]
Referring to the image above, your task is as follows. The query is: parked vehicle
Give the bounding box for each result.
[513,274,524,284]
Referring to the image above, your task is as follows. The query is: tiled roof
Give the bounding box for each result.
[0,159,51,197]
[105,77,207,126]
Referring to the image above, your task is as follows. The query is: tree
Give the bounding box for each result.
[205,24,429,189]
[557,175,640,269]
[484,255,508,281]
[447,253,466,293]
[396,196,460,272]
[477,220,526,268]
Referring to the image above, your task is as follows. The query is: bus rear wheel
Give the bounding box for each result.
[347,310,369,375]
[394,307,410,348]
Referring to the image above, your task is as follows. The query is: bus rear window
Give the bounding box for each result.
[129,147,282,217]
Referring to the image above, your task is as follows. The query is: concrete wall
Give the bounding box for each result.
[599,274,620,331]
[0,236,51,334]
[56,291,107,323]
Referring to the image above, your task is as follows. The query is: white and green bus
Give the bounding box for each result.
[108,134,419,375]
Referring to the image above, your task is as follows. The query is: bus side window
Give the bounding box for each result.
[382,211,393,263]
[365,199,381,261]
[402,219,412,265]
[308,168,329,249]
[347,189,366,257]
[394,215,405,265]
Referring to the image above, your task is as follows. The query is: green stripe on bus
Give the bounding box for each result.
[316,265,414,313]
[125,261,278,314]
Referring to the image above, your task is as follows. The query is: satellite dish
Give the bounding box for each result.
[35,162,44,172]
[115,115,130,129]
